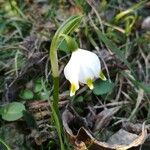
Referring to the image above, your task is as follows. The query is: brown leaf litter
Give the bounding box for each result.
[62,108,147,150]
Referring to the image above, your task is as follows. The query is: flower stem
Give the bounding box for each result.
[0,138,11,150]
[50,43,59,114]
[50,45,64,150]
[49,15,82,150]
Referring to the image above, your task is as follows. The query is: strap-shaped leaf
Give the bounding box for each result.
[96,29,131,69]
[50,15,82,52]
[115,0,146,21]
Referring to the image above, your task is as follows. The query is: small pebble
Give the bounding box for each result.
[142,16,150,30]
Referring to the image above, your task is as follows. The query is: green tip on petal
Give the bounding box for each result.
[70,83,76,96]
[86,78,94,90]
[99,71,107,81]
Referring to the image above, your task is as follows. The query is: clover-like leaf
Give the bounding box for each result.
[1,102,25,121]
[93,80,114,95]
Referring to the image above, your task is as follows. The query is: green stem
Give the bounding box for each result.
[50,41,59,114]
[49,15,82,150]
[52,76,59,114]
[50,43,64,150]
[0,138,11,150]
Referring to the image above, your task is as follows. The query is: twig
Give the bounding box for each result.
[94,101,130,109]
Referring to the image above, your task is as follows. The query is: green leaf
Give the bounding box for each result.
[38,92,49,100]
[140,83,150,94]
[1,102,25,121]
[94,28,140,80]
[19,89,34,100]
[96,30,130,68]
[60,34,78,52]
[58,40,69,53]
[74,0,91,14]
[93,80,114,95]
[50,104,65,150]
[121,71,150,94]
[55,15,82,38]
[115,0,146,21]
[50,15,82,55]
[34,83,42,93]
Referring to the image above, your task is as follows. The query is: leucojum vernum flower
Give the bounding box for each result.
[64,48,106,96]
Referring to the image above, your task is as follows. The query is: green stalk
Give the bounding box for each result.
[49,15,82,150]
[50,36,64,150]
[0,138,11,150]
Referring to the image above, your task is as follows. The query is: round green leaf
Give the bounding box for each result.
[93,80,114,95]
[1,102,25,121]
[19,89,34,100]
[34,83,42,93]
[39,92,49,100]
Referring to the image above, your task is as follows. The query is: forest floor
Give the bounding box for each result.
[0,0,150,150]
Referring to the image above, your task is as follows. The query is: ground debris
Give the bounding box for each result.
[62,108,147,150]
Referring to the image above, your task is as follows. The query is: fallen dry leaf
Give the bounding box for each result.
[94,106,121,131]
[107,129,138,145]
[74,141,87,150]
[62,109,147,150]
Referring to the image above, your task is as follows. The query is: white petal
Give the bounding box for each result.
[77,49,101,79]
[64,54,80,94]
[78,64,94,83]
[64,48,102,95]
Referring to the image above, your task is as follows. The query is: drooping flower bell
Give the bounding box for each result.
[64,48,106,96]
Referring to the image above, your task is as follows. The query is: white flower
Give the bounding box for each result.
[64,48,106,96]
